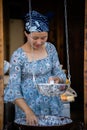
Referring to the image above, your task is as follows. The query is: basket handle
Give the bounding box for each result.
[65,86,77,97]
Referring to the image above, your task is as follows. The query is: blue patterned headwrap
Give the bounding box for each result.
[24,10,49,32]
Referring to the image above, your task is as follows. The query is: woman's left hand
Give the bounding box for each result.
[48,77,61,84]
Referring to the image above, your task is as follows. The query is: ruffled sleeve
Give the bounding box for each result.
[4,49,23,102]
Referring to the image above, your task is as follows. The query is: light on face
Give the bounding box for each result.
[29,32,48,41]
[30,36,48,41]
[28,32,48,48]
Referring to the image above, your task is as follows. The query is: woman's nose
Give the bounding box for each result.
[36,38,42,44]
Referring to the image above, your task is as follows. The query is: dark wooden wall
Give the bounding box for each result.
[67,0,84,121]
[84,0,87,128]
[0,0,4,129]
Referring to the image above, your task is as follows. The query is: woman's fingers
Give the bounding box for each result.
[48,77,60,83]
[26,114,38,126]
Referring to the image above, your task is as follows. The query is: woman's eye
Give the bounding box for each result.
[31,36,47,40]
[41,37,46,40]
[32,37,38,40]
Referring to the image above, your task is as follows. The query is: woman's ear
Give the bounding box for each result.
[24,31,27,37]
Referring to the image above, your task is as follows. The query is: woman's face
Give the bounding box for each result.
[25,31,48,49]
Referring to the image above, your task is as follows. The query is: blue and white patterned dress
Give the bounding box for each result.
[4,42,66,122]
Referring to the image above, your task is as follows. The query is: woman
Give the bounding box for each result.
[4,10,66,126]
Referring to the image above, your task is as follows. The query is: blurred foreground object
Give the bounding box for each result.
[4,60,9,74]
[60,79,77,102]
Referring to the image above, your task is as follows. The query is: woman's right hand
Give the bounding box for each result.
[14,99,38,126]
[25,108,38,126]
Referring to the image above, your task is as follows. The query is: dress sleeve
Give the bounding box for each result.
[50,44,66,82]
[4,50,23,102]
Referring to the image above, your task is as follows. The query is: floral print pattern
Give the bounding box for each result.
[4,42,66,123]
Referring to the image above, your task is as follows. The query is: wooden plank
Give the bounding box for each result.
[0,0,4,129]
[84,0,87,129]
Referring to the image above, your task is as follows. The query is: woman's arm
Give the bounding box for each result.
[14,98,38,125]
[4,50,38,125]
[49,44,66,83]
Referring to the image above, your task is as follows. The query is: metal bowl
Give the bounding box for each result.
[36,83,69,96]
[38,115,72,126]
[14,116,72,126]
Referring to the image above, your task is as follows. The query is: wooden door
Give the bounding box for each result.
[0,0,4,129]
[84,0,87,129]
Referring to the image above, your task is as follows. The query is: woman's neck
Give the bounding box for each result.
[26,42,46,52]
[21,42,48,61]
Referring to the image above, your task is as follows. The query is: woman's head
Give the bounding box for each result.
[24,31,48,49]
[24,11,49,49]
[24,10,49,33]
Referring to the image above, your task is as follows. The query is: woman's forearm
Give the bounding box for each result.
[14,98,32,114]
[14,98,38,125]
